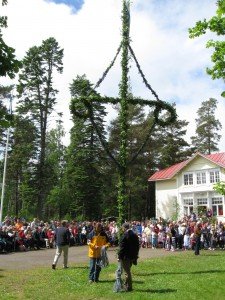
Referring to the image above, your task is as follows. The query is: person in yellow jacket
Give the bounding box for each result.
[87,222,110,283]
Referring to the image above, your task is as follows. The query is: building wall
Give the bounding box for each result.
[155,179,177,220]
[184,157,218,172]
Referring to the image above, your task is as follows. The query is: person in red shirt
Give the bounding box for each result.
[46,228,55,248]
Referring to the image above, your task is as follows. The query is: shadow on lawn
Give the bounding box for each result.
[135,288,177,294]
[97,279,144,284]
[72,266,89,269]
[98,279,116,283]
[135,269,225,276]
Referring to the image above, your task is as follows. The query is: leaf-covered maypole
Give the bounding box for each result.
[117,0,130,225]
[70,0,177,226]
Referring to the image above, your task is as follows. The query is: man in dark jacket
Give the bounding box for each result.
[117,222,139,292]
[52,220,70,269]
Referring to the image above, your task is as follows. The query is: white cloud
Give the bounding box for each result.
[1,0,224,151]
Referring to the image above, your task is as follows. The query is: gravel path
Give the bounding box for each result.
[0,246,182,270]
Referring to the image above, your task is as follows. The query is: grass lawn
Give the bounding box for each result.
[0,250,225,300]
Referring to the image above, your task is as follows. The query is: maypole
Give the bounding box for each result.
[117,0,130,226]
[71,0,176,226]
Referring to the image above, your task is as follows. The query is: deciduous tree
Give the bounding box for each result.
[189,0,225,97]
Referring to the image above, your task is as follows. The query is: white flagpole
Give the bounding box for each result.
[0,94,12,225]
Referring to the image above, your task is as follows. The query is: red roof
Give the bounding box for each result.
[148,152,225,182]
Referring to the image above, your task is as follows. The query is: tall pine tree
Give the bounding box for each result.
[6,115,38,217]
[66,75,107,220]
[152,103,191,169]
[191,98,222,154]
[44,121,66,219]
[16,37,63,218]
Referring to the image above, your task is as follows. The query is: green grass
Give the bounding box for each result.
[1,250,225,299]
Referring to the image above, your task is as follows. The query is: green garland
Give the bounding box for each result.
[71,96,176,127]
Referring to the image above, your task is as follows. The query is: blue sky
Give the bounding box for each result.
[46,0,84,11]
[2,0,225,150]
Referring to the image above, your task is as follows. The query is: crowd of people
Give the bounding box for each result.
[1,214,225,292]
[1,213,225,255]
[0,216,118,253]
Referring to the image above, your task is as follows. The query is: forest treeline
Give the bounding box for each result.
[0,1,224,222]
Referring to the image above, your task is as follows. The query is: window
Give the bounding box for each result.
[183,198,193,205]
[196,172,206,184]
[212,197,223,216]
[184,206,193,216]
[184,173,193,185]
[183,198,193,216]
[210,170,220,183]
[197,198,207,206]
[196,198,207,216]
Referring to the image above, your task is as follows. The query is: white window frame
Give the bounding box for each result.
[212,197,223,216]
[183,198,193,205]
[196,172,206,184]
[210,170,220,183]
[184,173,193,186]
[197,198,208,206]
[183,198,193,216]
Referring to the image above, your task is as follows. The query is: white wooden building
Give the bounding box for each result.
[148,152,225,221]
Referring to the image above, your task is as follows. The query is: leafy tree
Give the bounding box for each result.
[191,98,222,154]
[213,181,225,196]
[189,0,225,97]
[0,0,21,79]
[67,75,107,220]
[16,37,63,218]
[0,0,21,128]
[0,85,12,135]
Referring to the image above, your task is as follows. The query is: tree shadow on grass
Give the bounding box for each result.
[135,288,177,294]
[135,269,225,276]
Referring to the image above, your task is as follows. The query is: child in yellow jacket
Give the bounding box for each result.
[87,222,110,283]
